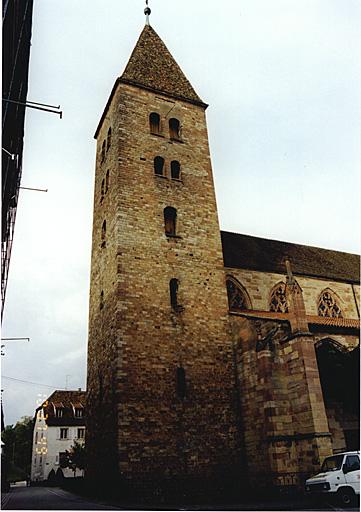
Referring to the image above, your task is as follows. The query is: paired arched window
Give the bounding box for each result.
[169,118,180,139]
[318,289,343,318]
[164,207,177,236]
[154,156,165,176]
[269,282,288,313]
[171,160,181,180]
[226,277,251,311]
[149,112,160,134]
[106,127,112,150]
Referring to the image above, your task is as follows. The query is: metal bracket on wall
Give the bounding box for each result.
[2,98,62,118]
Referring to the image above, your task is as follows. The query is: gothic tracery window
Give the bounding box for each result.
[226,278,250,311]
[269,282,288,313]
[318,290,343,318]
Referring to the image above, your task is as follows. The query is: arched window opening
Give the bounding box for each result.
[106,127,112,150]
[176,367,187,400]
[100,290,104,310]
[318,290,343,318]
[105,170,110,192]
[169,118,180,139]
[149,112,160,134]
[101,141,106,162]
[171,160,181,180]
[169,278,179,309]
[226,277,251,311]
[269,282,288,313]
[164,206,177,236]
[101,220,106,247]
[154,156,165,176]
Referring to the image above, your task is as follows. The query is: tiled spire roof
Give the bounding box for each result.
[120,25,204,106]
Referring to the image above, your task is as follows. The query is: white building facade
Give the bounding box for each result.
[31,390,86,482]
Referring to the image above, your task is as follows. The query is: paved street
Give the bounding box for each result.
[1,485,359,511]
[1,485,121,510]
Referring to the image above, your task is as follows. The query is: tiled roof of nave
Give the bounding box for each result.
[221,231,360,284]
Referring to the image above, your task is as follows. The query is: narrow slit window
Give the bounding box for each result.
[170,278,179,309]
[101,141,106,162]
[176,367,187,400]
[105,170,110,192]
[100,290,104,310]
[171,160,181,180]
[149,112,160,134]
[169,118,180,140]
[106,127,112,150]
[101,220,106,247]
[164,207,177,236]
[101,178,105,201]
[154,156,165,176]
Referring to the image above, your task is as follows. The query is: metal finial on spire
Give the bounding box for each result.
[144,0,151,25]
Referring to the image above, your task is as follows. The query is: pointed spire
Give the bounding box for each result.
[144,0,151,26]
[120,25,205,106]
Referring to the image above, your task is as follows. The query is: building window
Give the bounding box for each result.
[105,170,110,193]
[226,277,251,311]
[269,282,288,313]
[100,178,105,202]
[149,112,160,134]
[169,118,181,140]
[100,290,104,310]
[164,207,177,236]
[35,432,38,443]
[39,456,42,464]
[59,452,68,468]
[55,407,63,418]
[318,290,343,318]
[74,408,83,418]
[106,127,112,150]
[170,278,179,309]
[101,140,106,162]
[170,160,181,180]
[101,220,106,247]
[77,428,85,439]
[154,156,165,176]
[60,428,68,440]
[176,367,187,400]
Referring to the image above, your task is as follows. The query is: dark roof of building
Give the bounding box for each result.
[120,25,204,106]
[221,231,360,284]
[37,390,86,427]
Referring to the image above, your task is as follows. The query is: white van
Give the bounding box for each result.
[305,451,360,506]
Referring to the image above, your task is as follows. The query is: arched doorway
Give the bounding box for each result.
[315,339,359,452]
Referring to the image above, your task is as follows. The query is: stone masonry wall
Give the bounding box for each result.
[231,315,333,488]
[87,82,243,488]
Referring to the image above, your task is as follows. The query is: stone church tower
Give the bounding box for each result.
[86,19,242,492]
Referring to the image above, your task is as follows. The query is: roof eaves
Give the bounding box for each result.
[119,78,208,109]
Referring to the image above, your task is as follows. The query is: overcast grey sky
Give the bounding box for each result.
[2,0,360,426]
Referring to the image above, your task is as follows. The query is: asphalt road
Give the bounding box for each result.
[1,485,359,511]
[1,485,121,510]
